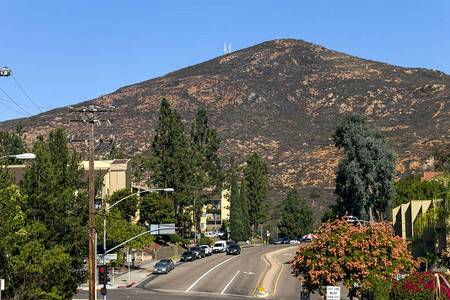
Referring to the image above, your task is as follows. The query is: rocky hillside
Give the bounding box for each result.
[1,39,449,220]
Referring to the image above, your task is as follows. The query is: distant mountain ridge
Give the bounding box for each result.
[1,39,449,219]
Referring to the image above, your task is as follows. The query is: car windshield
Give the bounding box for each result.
[160,259,170,263]
[214,243,222,247]
[229,244,238,248]
[155,262,167,267]
[184,251,193,255]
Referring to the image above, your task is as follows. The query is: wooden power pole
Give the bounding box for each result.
[69,105,114,300]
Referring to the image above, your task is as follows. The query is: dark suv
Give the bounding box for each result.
[190,246,206,258]
[281,237,290,244]
[226,243,241,255]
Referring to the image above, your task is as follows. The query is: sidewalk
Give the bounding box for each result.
[77,259,164,291]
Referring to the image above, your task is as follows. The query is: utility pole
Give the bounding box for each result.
[68,105,114,300]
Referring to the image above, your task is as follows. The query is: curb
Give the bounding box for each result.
[118,282,136,288]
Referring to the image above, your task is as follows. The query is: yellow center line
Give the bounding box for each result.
[272,253,284,296]
[252,253,269,296]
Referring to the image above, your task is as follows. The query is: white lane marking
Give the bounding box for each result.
[221,270,240,294]
[243,271,255,274]
[185,256,238,292]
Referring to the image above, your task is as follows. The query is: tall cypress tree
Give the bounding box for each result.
[228,156,243,241]
[152,99,194,230]
[279,188,315,238]
[190,108,223,236]
[243,152,269,235]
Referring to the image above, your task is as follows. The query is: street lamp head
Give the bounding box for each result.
[163,188,174,192]
[14,153,36,160]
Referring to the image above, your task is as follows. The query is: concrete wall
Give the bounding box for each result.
[392,199,445,257]
[155,244,184,260]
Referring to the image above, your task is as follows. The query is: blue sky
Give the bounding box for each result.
[1,1,449,122]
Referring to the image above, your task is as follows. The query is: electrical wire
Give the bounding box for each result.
[0,98,29,116]
[11,74,43,112]
[0,97,54,109]
[0,86,31,116]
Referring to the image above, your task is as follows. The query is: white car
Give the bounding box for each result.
[199,245,212,256]
[212,241,227,253]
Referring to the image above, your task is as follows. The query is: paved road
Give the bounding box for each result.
[74,244,348,299]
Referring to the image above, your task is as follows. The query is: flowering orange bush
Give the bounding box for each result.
[290,217,420,297]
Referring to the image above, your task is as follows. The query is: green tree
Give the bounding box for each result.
[278,189,314,239]
[0,124,28,165]
[1,128,88,299]
[243,152,269,235]
[431,142,450,172]
[152,98,195,231]
[106,188,138,223]
[394,174,446,206]
[332,113,396,221]
[190,108,223,236]
[139,192,175,225]
[229,156,245,241]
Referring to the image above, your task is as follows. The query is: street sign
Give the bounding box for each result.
[96,254,117,261]
[1,279,4,290]
[126,254,132,263]
[326,286,340,300]
[150,223,175,235]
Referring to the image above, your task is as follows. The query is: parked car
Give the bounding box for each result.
[153,262,170,274]
[200,245,212,256]
[190,246,206,258]
[226,240,236,248]
[226,243,241,255]
[274,238,282,244]
[204,231,217,238]
[281,237,290,244]
[212,240,227,253]
[180,251,196,262]
[290,239,300,244]
[159,259,174,271]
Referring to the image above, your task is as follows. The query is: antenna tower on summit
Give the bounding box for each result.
[223,43,232,55]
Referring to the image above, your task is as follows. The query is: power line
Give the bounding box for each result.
[0,86,31,116]
[0,98,30,116]
[0,97,54,109]
[11,74,43,112]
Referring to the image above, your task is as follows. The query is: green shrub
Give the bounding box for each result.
[199,236,212,245]
[390,271,450,300]
[309,191,320,198]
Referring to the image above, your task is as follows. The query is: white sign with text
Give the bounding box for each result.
[326,286,340,300]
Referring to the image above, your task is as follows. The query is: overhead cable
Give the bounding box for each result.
[12,74,43,112]
[0,86,31,116]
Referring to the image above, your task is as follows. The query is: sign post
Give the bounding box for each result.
[326,286,340,300]
[1,278,5,300]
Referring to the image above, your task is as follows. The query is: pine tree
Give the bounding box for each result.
[1,128,88,299]
[152,99,195,230]
[243,152,269,236]
[333,113,396,221]
[229,156,243,241]
[190,108,223,236]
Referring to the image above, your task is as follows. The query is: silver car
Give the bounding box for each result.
[153,262,170,274]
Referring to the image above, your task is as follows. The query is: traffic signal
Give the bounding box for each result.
[98,265,110,284]
[98,266,106,284]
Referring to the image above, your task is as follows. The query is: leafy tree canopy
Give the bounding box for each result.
[278,188,314,239]
[291,217,419,298]
[332,112,396,221]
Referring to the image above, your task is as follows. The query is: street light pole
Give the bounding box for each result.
[101,188,174,299]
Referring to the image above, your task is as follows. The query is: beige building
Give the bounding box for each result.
[199,189,230,232]
[392,199,446,257]
[81,159,132,198]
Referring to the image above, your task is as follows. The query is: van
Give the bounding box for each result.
[212,240,227,253]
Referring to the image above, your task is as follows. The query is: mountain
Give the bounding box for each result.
[1,39,449,220]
